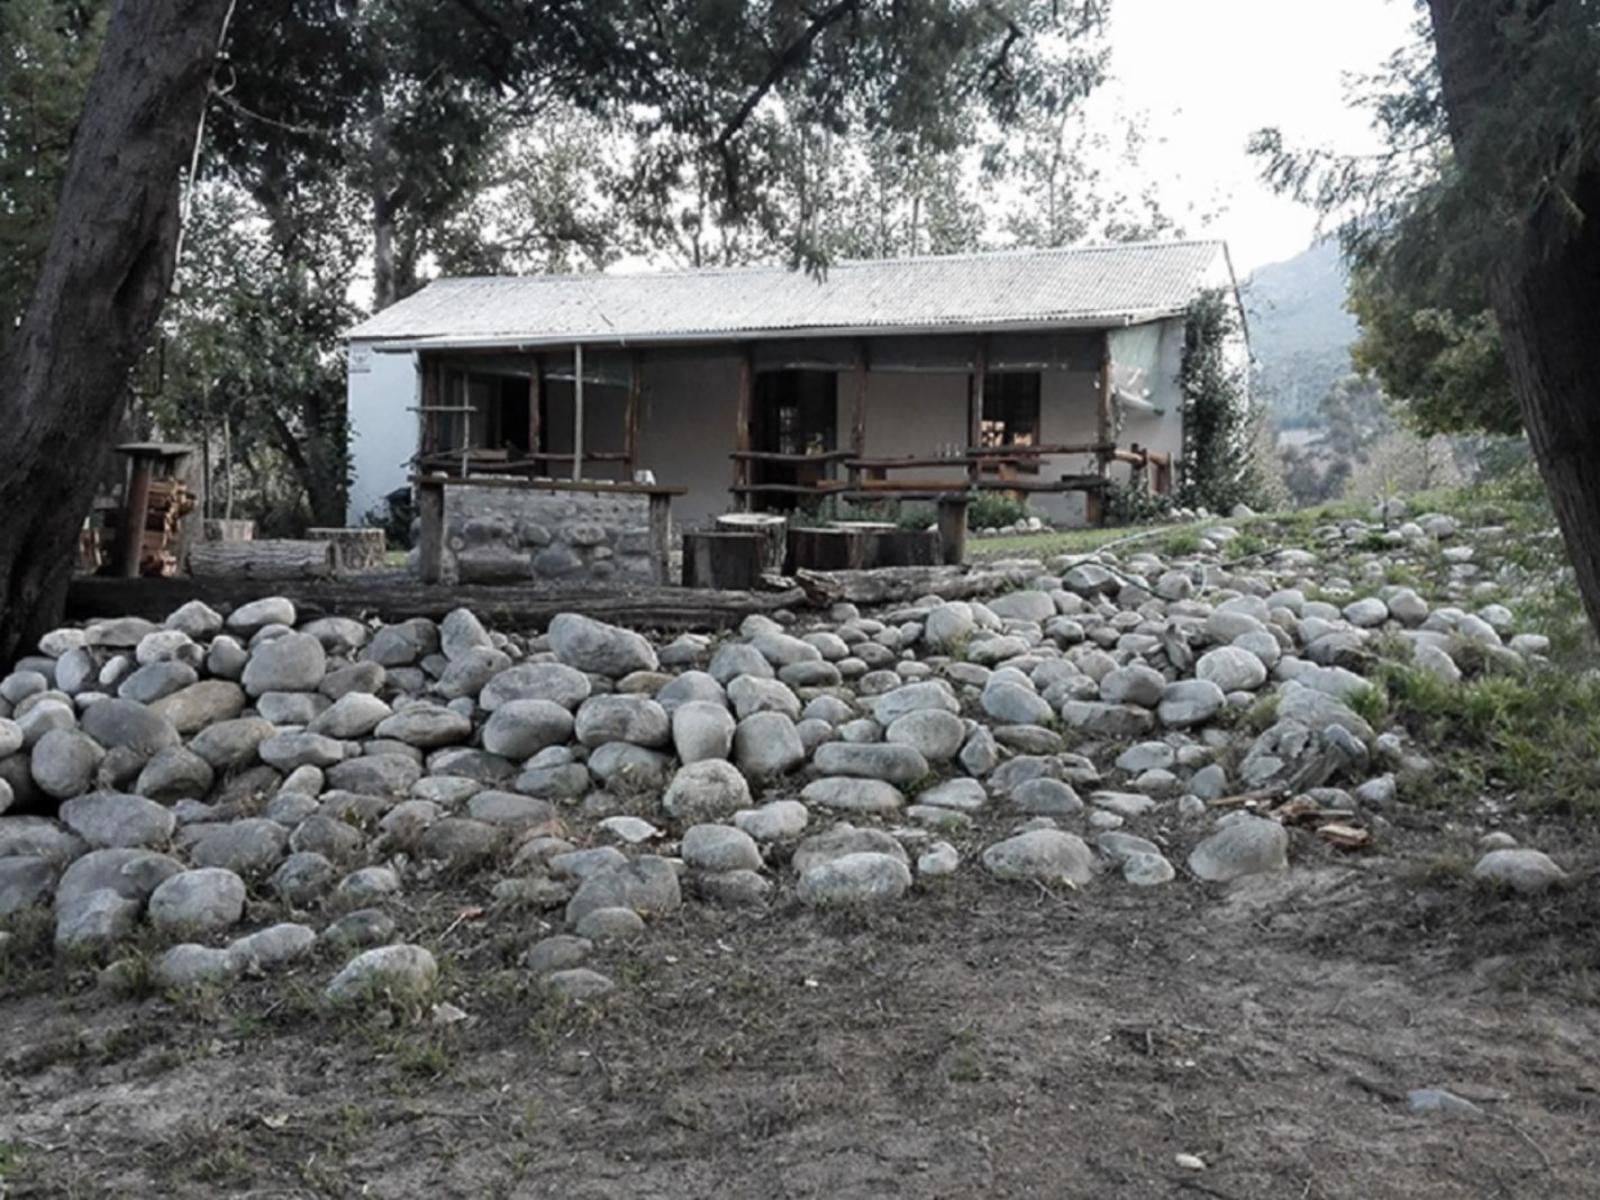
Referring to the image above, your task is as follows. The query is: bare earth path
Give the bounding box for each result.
[5,856,1599,1199]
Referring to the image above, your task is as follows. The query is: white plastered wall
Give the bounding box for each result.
[636,353,743,528]
[346,341,418,524]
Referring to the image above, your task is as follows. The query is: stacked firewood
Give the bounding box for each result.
[139,478,197,576]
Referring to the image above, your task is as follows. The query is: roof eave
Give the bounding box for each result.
[352,309,1189,353]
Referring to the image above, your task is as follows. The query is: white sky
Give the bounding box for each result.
[1096,0,1419,274]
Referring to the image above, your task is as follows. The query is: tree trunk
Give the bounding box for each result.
[0,0,232,663]
[1427,0,1600,637]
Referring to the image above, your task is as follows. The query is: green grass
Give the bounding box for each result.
[1370,659,1600,813]
[968,521,1188,560]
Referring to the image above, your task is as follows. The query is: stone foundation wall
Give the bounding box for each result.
[430,484,657,585]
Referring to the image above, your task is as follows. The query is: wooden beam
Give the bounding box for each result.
[527,354,542,456]
[936,494,968,566]
[647,490,673,586]
[624,350,641,480]
[572,344,585,483]
[848,341,868,489]
[967,335,988,486]
[115,454,155,577]
[421,356,441,456]
[734,347,753,511]
[416,478,445,584]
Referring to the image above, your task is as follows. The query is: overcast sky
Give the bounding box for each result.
[1096,0,1419,275]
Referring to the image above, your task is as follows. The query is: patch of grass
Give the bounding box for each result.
[1375,659,1600,813]
[1159,528,1204,557]
[1345,684,1389,730]
[967,523,1166,561]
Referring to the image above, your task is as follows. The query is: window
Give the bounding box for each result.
[980,372,1041,447]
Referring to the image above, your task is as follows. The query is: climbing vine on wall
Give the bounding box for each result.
[1178,289,1268,514]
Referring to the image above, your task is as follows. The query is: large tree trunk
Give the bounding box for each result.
[1427,0,1600,637]
[0,0,232,663]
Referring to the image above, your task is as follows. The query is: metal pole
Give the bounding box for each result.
[572,343,585,482]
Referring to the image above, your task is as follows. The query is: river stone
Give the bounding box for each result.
[55,889,141,951]
[325,943,438,1003]
[564,855,681,926]
[31,729,104,799]
[148,867,247,934]
[573,906,646,942]
[0,853,55,915]
[59,791,175,849]
[320,908,398,952]
[733,711,805,777]
[242,632,326,696]
[255,691,330,726]
[482,700,575,759]
[308,692,392,739]
[801,777,905,814]
[797,852,912,905]
[1196,646,1268,693]
[480,662,591,711]
[187,818,289,876]
[681,823,763,873]
[1158,680,1226,728]
[1058,701,1157,739]
[982,829,1094,885]
[574,694,669,748]
[116,661,198,704]
[269,852,337,905]
[1473,848,1566,894]
[147,681,247,735]
[225,922,318,973]
[1011,777,1083,816]
[374,703,471,748]
[988,589,1056,624]
[884,709,966,762]
[672,701,736,764]
[326,753,422,795]
[365,619,440,668]
[417,817,501,866]
[871,681,959,725]
[732,799,810,841]
[812,742,929,785]
[662,759,752,822]
[923,603,976,651]
[260,731,348,772]
[188,717,277,771]
[981,681,1054,726]
[587,743,671,793]
[1099,664,1167,708]
[436,646,512,700]
[56,847,184,909]
[226,597,297,636]
[1187,814,1289,882]
[466,790,557,830]
[548,613,658,676]
[525,934,593,976]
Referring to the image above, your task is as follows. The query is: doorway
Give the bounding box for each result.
[751,370,838,510]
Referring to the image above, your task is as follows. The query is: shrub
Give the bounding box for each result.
[966,493,1030,530]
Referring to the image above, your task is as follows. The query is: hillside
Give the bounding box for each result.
[1243,238,1359,426]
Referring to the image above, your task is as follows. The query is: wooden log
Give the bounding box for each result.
[67,575,807,633]
[307,526,387,572]
[416,480,445,585]
[714,512,788,570]
[864,528,940,568]
[647,491,673,586]
[682,531,765,590]
[786,526,871,573]
[793,563,1038,607]
[189,538,335,581]
[936,495,968,565]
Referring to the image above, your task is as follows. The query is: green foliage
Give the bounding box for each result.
[965,493,1030,531]
[364,488,415,551]
[0,0,106,346]
[1177,289,1267,514]
[1104,480,1174,525]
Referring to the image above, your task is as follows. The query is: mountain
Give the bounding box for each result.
[1241,238,1358,427]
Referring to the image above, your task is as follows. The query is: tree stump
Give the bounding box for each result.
[786,526,870,572]
[308,526,387,572]
[189,539,335,581]
[936,495,968,565]
[682,531,765,590]
[865,528,940,567]
[714,512,788,572]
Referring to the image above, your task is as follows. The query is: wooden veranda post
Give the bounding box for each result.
[572,344,585,482]
[115,453,155,577]
[733,347,753,511]
[967,335,988,487]
[848,342,868,490]
[1091,333,1115,526]
[647,491,672,585]
[624,352,642,479]
[416,478,445,584]
[421,356,441,456]
[527,354,542,460]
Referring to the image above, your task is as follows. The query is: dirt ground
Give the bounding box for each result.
[4,810,1600,1200]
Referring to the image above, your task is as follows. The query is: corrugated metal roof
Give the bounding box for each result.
[347,240,1232,347]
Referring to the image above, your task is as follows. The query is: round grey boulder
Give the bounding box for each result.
[149,867,247,934]
[1195,646,1268,693]
[547,613,658,677]
[31,728,104,799]
[59,791,175,849]
[574,694,669,748]
[325,943,438,1004]
[800,777,905,814]
[1472,848,1566,894]
[1187,814,1289,882]
[482,699,575,759]
[681,823,762,873]
[662,759,752,822]
[797,852,912,905]
[982,829,1094,885]
[672,700,736,764]
[1158,680,1227,728]
[241,632,327,696]
[732,711,805,778]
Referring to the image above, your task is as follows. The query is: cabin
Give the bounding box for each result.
[344,241,1247,584]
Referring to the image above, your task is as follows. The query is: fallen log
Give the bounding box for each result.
[793,563,1039,606]
[189,539,335,581]
[66,575,806,633]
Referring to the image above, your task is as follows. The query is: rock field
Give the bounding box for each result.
[0,507,1573,1005]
